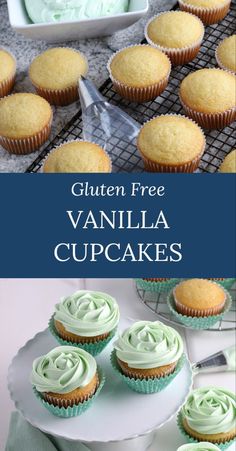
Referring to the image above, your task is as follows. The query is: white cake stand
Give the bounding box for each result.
[8,317,193,451]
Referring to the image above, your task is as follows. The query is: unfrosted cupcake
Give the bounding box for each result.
[178,0,231,25]
[111,321,184,393]
[173,279,226,317]
[0,48,16,98]
[177,444,221,450]
[43,141,111,173]
[29,47,88,106]
[137,114,205,172]
[145,11,204,65]
[179,68,236,129]
[31,346,104,416]
[51,290,119,355]
[0,93,52,154]
[179,387,236,445]
[216,35,236,74]
[219,150,236,173]
[108,44,171,102]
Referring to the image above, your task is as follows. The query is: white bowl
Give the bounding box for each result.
[7,0,149,42]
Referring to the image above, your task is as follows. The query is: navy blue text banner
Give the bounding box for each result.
[0,174,235,278]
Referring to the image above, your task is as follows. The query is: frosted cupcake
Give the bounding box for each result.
[0,93,52,154]
[111,320,184,393]
[219,150,236,173]
[178,387,236,445]
[178,0,231,25]
[145,11,204,65]
[0,48,16,98]
[179,68,236,129]
[29,47,88,106]
[31,346,105,417]
[177,443,221,450]
[216,35,236,74]
[50,290,120,355]
[108,44,171,102]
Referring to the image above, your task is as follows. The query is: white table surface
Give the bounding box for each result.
[0,279,235,451]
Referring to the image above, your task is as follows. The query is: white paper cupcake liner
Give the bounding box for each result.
[178,0,231,25]
[107,44,171,103]
[0,47,16,98]
[137,113,206,172]
[41,139,112,173]
[145,12,204,66]
[0,115,53,155]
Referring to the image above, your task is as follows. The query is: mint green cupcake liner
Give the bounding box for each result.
[33,366,105,418]
[136,278,180,293]
[167,291,232,330]
[177,412,235,451]
[110,350,186,394]
[49,316,117,356]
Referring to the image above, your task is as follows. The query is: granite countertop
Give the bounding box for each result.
[0,0,176,173]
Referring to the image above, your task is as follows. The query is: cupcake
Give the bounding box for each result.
[0,48,16,98]
[112,320,184,393]
[108,44,171,102]
[177,444,221,450]
[173,279,227,317]
[29,47,88,106]
[43,141,112,173]
[31,346,105,417]
[137,114,205,172]
[51,290,120,356]
[219,150,236,173]
[179,387,236,445]
[0,93,52,154]
[179,68,236,129]
[136,278,179,293]
[145,11,204,65]
[216,35,236,74]
[178,0,231,25]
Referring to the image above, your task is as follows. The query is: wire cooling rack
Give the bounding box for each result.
[136,280,236,331]
[26,3,236,173]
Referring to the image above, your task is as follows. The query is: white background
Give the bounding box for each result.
[0,279,235,451]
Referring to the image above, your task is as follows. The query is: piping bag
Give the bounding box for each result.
[192,345,236,374]
[78,76,140,151]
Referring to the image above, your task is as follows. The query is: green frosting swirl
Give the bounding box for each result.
[31,346,96,394]
[54,290,120,337]
[182,387,236,435]
[114,321,183,369]
[177,443,221,451]
[24,0,129,24]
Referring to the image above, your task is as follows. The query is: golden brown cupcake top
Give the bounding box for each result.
[0,49,16,83]
[43,141,111,173]
[147,11,204,49]
[174,279,226,310]
[137,115,205,164]
[0,93,52,139]
[181,0,230,7]
[29,47,88,90]
[216,35,236,73]
[180,68,236,114]
[219,149,236,173]
[109,45,171,88]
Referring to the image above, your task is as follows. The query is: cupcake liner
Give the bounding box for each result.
[32,366,105,418]
[177,413,236,450]
[41,139,112,173]
[167,288,232,330]
[107,44,171,103]
[110,350,186,394]
[178,0,231,25]
[215,46,236,74]
[180,94,236,130]
[145,12,204,66]
[49,316,117,356]
[137,113,206,173]
[0,115,52,155]
[0,47,16,98]
[136,278,180,293]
